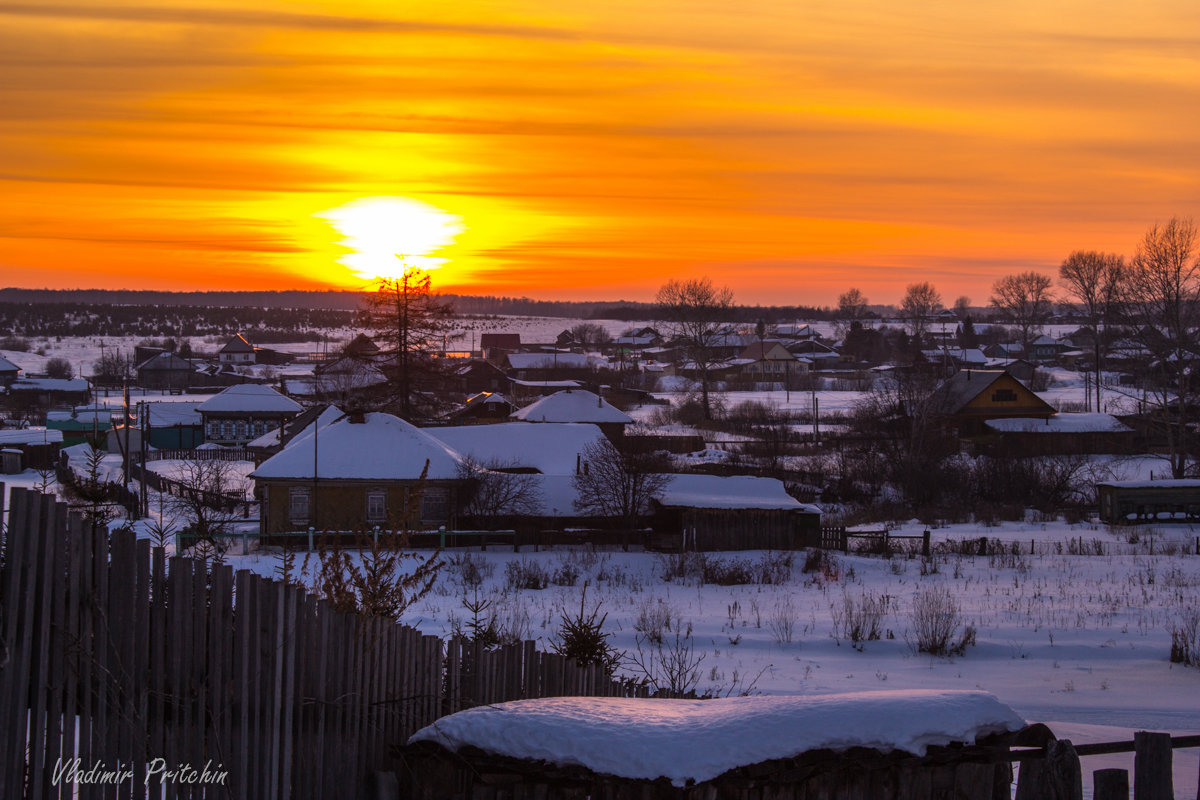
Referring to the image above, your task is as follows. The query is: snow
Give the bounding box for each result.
[251,412,465,480]
[1096,478,1200,489]
[512,389,633,425]
[196,384,302,413]
[428,422,606,475]
[985,414,1133,434]
[658,474,815,512]
[508,352,596,370]
[140,402,202,427]
[409,691,1026,786]
[0,428,63,445]
[11,377,89,391]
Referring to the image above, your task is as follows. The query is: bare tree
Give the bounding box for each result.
[164,456,251,544]
[362,262,454,419]
[900,282,941,346]
[456,457,544,525]
[573,439,670,529]
[990,271,1055,353]
[1118,217,1200,478]
[569,322,612,347]
[1059,250,1125,411]
[953,296,972,318]
[835,288,869,338]
[656,277,734,419]
[44,358,73,379]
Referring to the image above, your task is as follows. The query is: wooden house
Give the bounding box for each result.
[925,369,1054,437]
[135,351,197,390]
[4,378,91,411]
[197,383,302,445]
[735,341,799,383]
[1097,479,1200,524]
[0,355,22,388]
[444,391,516,424]
[480,333,521,363]
[0,427,63,470]
[982,413,1136,456]
[251,411,464,534]
[451,358,509,395]
[218,333,256,365]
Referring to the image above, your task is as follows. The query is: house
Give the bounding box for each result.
[925,369,1055,437]
[343,332,381,358]
[506,351,595,379]
[251,411,465,534]
[218,333,256,365]
[0,356,21,388]
[1028,334,1063,363]
[982,343,1023,360]
[245,404,344,463]
[451,358,509,395]
[46,406,113,447]
[444,392,517,424]
[5,377,91,410]
[300,356,390,403]
[480,333,521,363]
[651,474,821,550]
[511,389,633,441]
[736,341,799,383]
[197,384,302,445]
[135,351,198,390]
[1097,479,1200,524]
[982,413,1136,456]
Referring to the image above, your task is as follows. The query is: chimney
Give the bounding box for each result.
[348,410,366,424]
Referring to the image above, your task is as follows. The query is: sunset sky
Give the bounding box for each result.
[2,0,1198,305]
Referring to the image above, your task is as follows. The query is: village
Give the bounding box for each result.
[2,292,1200,798]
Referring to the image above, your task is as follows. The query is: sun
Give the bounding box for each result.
[316,197,464,280]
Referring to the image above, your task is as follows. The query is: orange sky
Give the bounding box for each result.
[2,0,1198,305]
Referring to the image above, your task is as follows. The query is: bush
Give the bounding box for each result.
[832,590,893,649]
[0,336,30,352]
[767,597,799,644]
[446,553,493,588]
[504,558,549,591]
[44,357,73,379]
[633,599,675,645]
[1170,608,1200,667]
[909,586,974,656]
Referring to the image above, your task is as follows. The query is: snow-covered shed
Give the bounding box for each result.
[197,383,302,445]
[651,474,820,550]
[0,427,63,470]
[982,413,1136,456]
[400,691,1027,799]
[251,411,467,534]
[511,389,633,441]
[1097,478,1200,524]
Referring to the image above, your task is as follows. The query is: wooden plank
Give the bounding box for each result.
[280,584,298,800]
[57,512,87,800]
[42,500,70,800]
[25,493,54,800]
[190,555,208,800]
[130,538,151,800]
[1133,731,1173,800]
[166,557,190,800]
[110,529,136,800]
[233,570,253,800]
[0,489,31,800]
[148,548,167,784]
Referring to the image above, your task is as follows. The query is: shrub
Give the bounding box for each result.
[1170,608,1200,667]
[767,597,799,644]
[633,598,675,645]
[504,558,550,591]
[909,586,974,656]
[44,357,73,379]
[832,590,893,649]
[446,552,493,588]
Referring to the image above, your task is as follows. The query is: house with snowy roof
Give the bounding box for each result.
[444,391,517,424]
[251,411,465,533]
[5,377,91,410]
[510,389,632,441]
[925,369,1054,437]
[0,355,20,388]
[197,383,302,446]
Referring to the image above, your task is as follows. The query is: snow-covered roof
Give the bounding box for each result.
[511,390,633,425]
[220,333,254,353]
[657,474,816,512]
[509,379,582,389]
[429,422,606,476]
[11,378,89,392]
[0,356,20,372]
[197,384,302,414]
[252,412,465,481]
[507,352,593,370]
[985,413,1132,434]
[409,691,1025,787]
[1097,478,1200,489]
[0,428,63,445]
[141,402,202,427]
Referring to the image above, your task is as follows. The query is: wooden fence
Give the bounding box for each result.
[0,487,649,800]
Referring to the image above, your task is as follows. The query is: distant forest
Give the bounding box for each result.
[0,288,836,338]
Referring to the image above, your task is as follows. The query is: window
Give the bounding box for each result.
[235,421,247,439]
[366,489,387,524]
[991,388,1018,402]
[421,488,449,522]
[221,421,233,439]
[289,487,311,525]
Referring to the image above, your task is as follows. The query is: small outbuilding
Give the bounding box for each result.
[1097,478,1200,524]
[651,473,820,550]
[511,389,633,441]
[399,691,1026,800]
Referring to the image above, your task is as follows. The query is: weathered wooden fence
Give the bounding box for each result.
[0,488,647,800]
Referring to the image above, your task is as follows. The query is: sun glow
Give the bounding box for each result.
[317,197,464,280]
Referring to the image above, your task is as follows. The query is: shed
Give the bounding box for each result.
[982,413,1136,456]
[1,448,22,474]
[1097,479,1200,524]
[512,388,632,441]
[651,473,820,550]
[399,691,1026,800]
